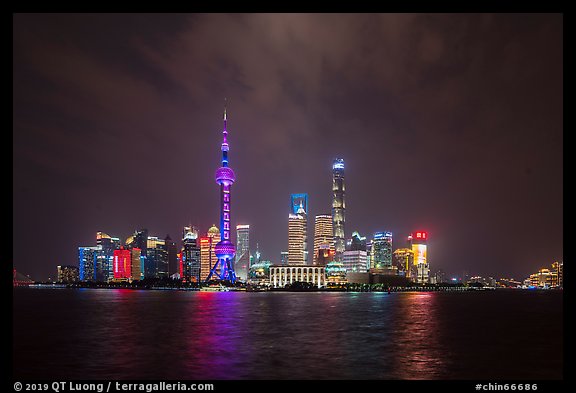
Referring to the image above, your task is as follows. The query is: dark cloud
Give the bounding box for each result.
[13,13,562,281]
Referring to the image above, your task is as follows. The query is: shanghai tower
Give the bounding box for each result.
[206,104,236,283]
[332,158,346,261]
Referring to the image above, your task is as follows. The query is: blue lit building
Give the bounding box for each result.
[78,246,99,281]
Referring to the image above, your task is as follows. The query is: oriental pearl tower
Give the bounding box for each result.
[206,103,237,283]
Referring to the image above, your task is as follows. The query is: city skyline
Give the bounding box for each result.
[13,14,563,281]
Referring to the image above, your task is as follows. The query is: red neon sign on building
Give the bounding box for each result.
[113,248,131,279]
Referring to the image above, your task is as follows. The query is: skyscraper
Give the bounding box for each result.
[332,158,346,261]
[78,246,98,281]
[181,226,201,282]
[371,231,393,270]
[393,248,414,278]
[130,248,142,281]
[165,235,178,277]
[207,104,236,282]
[146,236,168,279]
[348,231,367,251]
[126,229,148,278]
[113,247,131,281]
[201,225,220,282]
[288,202,307,265]
[313,214,334,265]
[235,224,250,281]
[410,231,429,283]
[96,231,120,282]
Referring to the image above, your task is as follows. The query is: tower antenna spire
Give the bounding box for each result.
[208,100,236,283]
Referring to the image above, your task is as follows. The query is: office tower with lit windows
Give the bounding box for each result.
[316,245,335,266]
[280,251,289,266]
[78,246,98,281]
[347,231,367,251]
[288,201,308,265]
[130,248,142,281]
[146,236,168,279]
[332,158,346,261]
[165,235,178,277]
[342,250,368,273]
[251,243,261,266]
[96,231,120,282]
[207,105,237,282]
[393,248,414,278]
[201,225,220,281]
[313,214,334,265]
[181,226,201,282]
[371,231,393,270]
[235,224,250,281]
[131,229,148,254]
[113,247,132,280]
[125,229,148,277]
[57,265,79,283]
[409,231,429,283]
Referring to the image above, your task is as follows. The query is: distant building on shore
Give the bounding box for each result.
[57,265,79,283]
[269,265,326,288]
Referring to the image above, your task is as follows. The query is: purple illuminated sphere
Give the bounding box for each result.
[215,166,236,186]
[214,240,236,259]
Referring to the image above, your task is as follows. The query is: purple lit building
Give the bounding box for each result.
[206,104,237,283]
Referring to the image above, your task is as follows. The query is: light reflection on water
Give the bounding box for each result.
[13,289,562,380]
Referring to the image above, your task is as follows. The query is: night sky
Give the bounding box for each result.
[13,14,563,281]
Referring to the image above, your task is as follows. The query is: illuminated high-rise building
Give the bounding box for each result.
[252,242,261,265]
[393,248,414,278]
[554,261,563,288]
[313,214,334,265]
[181,226,201,282]
[78,246,98,281]
[409,231,429,283]
[201,225,221,281]
[57,265,79,283]
[96,231,120,282]
[130,248,142,281]
[113,247,131,280]
[207,104,237,282]
[165,235,178,277]
[125,229,148,278]
[348,231,367,251]
[342,250,368,273]
[332,158,346,261]
[371,231,393,270]
[280,251,289,266]
[146,236,168,279]
[288,202,308,265]
[235,224,250,281]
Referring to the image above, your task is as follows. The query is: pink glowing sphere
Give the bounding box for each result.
[214,241,236,258]
[215,166,236,185]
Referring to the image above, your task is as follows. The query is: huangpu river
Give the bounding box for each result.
[13,289,562,380]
